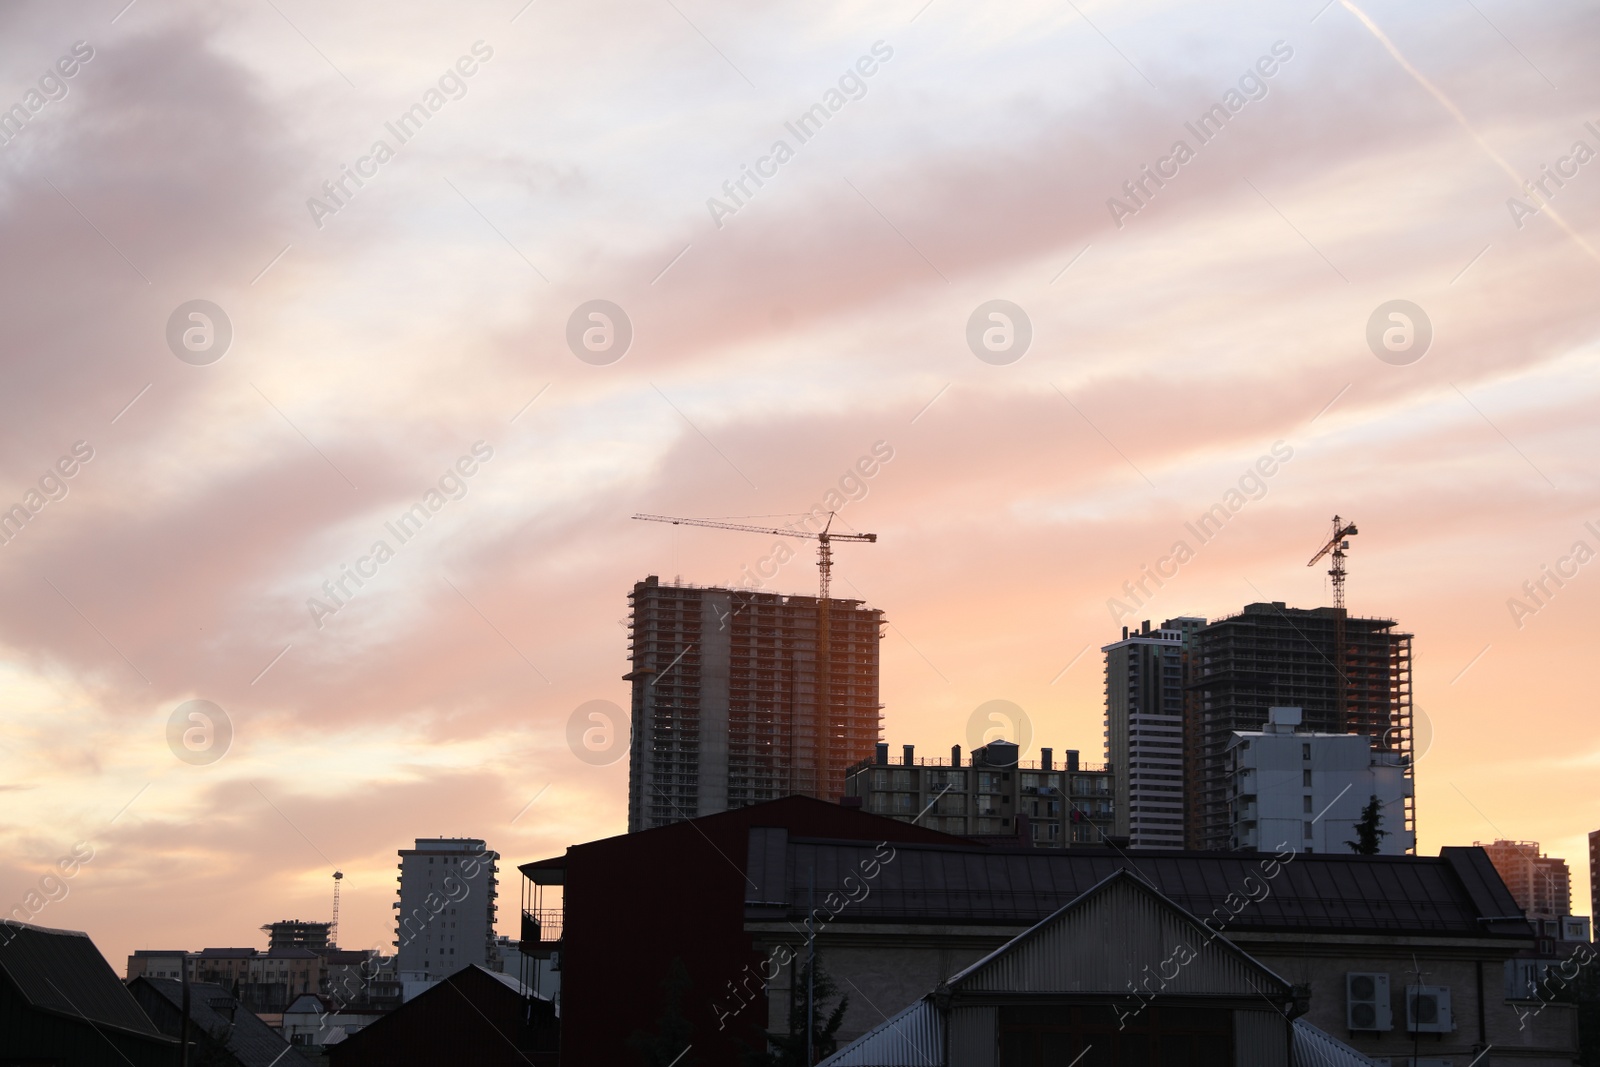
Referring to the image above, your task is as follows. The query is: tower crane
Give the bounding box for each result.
[1307,515,1358,610]
[631,512,877,798]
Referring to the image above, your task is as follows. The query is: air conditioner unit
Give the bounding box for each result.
[1405,985,1452,1033]
[1346,972,1392,1031]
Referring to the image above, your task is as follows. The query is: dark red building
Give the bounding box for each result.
[520,795,964,1066]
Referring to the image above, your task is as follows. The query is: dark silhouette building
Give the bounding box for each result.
[326,964,557,1066]
[128,976,313,1066]
[1185,602,1413,851]
[626,575,884,831]
[0,921,176,1066]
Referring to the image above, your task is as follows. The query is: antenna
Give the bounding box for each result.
[330,870,343,949]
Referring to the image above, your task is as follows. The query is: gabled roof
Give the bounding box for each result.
[1291,1018,1381,1066]
[818,998,942,1067]
[944,868,1294,1000]
[0,921,167,1039]
[130,977,315,1067]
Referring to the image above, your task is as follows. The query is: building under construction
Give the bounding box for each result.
[1184,601,1414,851]
[625,575,884,832]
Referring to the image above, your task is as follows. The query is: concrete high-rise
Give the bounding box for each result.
[1186,602,1413,851]
[626,575,884,832]
[1591,829,1599,920]
[1479,839,1572,921]
[393,838,499,985]
[1101,617,1204,849]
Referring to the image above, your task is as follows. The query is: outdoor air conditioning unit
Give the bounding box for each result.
[1346,972,1392,1031]
[1405,985,1453,1033]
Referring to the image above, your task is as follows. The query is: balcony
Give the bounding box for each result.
[521,908,563,947]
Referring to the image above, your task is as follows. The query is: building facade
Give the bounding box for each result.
[1478,839,1572,921]
[393,838,500,984]
[842,739,1115,847]
[1591,828,1599,922]
[1102,617,1203,849]
[1186,602,1414,851]
[626,575,884,832]
[1226,707,1414,854]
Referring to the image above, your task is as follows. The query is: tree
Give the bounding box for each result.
[1346,795,1389,855]
[749,954,850,1067]
[627,957,699,1067]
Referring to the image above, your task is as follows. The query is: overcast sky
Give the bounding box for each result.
[2,0,1598,967]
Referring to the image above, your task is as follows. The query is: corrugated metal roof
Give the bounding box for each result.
[1292,1017,1381,1067]
[0,921,165,1037]
[816,996,943,1067]
[777,839,1531,937]
[948,870,1293,1001]
[133,977,315,1067]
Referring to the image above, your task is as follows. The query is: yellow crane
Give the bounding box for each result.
[631,512,877,797]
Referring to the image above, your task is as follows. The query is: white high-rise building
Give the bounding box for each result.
[1226,707,1414,855]
[1102,617,1204,849]
[393,838,499,987]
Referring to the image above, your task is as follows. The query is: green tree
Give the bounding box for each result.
[1345,795,1390,855]
[627,957,699,1067]
[749,954,849,1067]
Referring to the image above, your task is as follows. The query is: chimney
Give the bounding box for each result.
[1122,626,1129,639]
[1067,749,1080,772]
[1141,619,1151,635]
[951,744,962,767]
[1041,747,1053,771]
[875,742,889,765]
[903,744,915,765]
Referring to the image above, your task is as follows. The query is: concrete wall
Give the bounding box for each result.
[1241,940,1578,1066]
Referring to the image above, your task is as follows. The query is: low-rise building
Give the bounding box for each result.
[1226,706,1414,855]
[842,739,1115,847]
[128,976,314,1066]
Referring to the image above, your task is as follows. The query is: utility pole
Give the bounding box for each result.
[807,868,816,1067]
[180,954,191,1067]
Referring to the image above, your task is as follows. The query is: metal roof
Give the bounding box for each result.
[132,977,315,1067]
[0,921,166,1038]
[759,838,1529,938]
[816,996,943,1067]
[1292,1018,1381,1067]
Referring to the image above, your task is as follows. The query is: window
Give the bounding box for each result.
[1302,769,1312,787]
[1303,796,1313,813]
[1302,744,1311,760]
[1304,821,1313,839]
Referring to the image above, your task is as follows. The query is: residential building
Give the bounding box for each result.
[1,921,176,1066]
[1478,839,1572,921]
[818,872,1375,1067]
[1226,706,1414,854]
[841,739,1114,847]
[1591,828,1599,921]
[1186,602,1414,851]
[262,919,332,950]
[128,976,313,1067]
[1102,616,1204,849]
[626,574,884,831]
[393,837,500,985]
[491,933,560,1003]
[326,966,557,1067]
[282,992,387,1053]
[520,795,1576,1067]
[128,945,398,1013]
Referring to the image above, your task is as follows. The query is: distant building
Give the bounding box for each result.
[491,934,560,1003]
[1478,839,1572,920]
[262,919,332,950]
[842,739,1114,846]
[128,945,398,1014]
[626,575,884,832]
[1591,828,1599,920]
[1226,707,1414,854]
[1102,616,1204,849]
[1187,602,1414,851]
[393,838,500,985]
[128,976,313,1066]
[1,921,176,1066]
[281,992,387,1053]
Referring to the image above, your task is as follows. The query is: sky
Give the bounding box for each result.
[2,0,1599,972]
